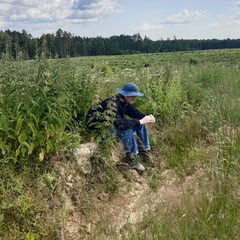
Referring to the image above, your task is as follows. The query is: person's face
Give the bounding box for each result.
[124,96,137,104]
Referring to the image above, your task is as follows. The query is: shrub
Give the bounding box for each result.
[0,54,76,162]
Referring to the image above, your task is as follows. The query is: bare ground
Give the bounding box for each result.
[54,142,210,240]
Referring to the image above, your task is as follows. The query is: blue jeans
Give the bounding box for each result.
[114,124,150,155]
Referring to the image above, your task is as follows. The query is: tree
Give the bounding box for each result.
[1,29,240,60]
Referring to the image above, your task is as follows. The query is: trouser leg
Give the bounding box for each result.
[115,128,138,155]
[114,128,146,172]
[134,124,150,152]
[115,124,150,155]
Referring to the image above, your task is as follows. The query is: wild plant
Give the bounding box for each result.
[0,50,74,163]
[87,96,121,195]
[0,163,60,239]
[1,50,240,239]
[138,66,187,120]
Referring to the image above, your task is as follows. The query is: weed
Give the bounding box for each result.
[1,49,240,239]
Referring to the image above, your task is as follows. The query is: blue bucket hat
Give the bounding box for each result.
[116,82,144,97]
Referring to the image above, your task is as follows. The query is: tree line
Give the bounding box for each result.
[0,28,240,59]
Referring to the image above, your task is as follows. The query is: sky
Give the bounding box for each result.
[0,0,240,40]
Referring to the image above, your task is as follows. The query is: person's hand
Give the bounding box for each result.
[139,115,155,125]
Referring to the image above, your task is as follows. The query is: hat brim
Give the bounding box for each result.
[116,89,144,97]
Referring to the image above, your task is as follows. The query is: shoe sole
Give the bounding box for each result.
[118,161,145,173]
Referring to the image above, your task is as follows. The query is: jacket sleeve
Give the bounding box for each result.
[113,104,146,130]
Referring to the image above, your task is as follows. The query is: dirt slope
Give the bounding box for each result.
[56,142,205,240]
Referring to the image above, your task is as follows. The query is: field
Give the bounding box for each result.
[0,49,240,239]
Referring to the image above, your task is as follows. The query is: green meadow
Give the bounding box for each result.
[0,49,240,239]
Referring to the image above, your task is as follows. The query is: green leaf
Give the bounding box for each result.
[28,122,37,137]
[20,141,31,156]
[1,201,15,209]
[28,143,35,155]
[30,113,39,126]
[0,141,6,155]
[0,127,7,133]
[15,147,20,159]
[16,102,23,112]
[39,149,45,161]
[18,131,28,143]
[15,116,24,136]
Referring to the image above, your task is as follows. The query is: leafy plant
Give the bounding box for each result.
[1,49,240,239]
[0,50,78,162]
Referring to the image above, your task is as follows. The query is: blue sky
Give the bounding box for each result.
[0,0,239,40]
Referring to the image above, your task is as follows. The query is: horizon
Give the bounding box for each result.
[0,0,239,41]
[2,28,240,42]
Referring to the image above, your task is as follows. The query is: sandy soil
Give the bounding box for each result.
[56,142,207,240]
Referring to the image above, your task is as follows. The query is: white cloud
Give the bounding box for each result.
[0,3,11,11]
[0,0,117,25]
[207,22,221,29]
[138,23,163,31]
[70,0,117,23]
[228,19,240,25]
[137,9,206,32]
[227,1,240,26]
[163,9,206,24]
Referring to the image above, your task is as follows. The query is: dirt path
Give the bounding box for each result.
[60,143,205,240]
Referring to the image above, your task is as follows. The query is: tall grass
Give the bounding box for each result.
[1,49,240,239]
[117,57,240,239]
[0,50,98,238]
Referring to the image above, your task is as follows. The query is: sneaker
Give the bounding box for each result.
[139,150,155,167]
[123,152,145,172]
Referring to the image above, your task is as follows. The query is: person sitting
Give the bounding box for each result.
[86,82,155,172]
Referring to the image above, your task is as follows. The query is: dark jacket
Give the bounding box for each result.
[86,94,146,130]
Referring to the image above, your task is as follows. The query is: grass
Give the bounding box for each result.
[1,48,240,239]
[131,172,240,240]
[0,162,61,239]
[70,48,240,71]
